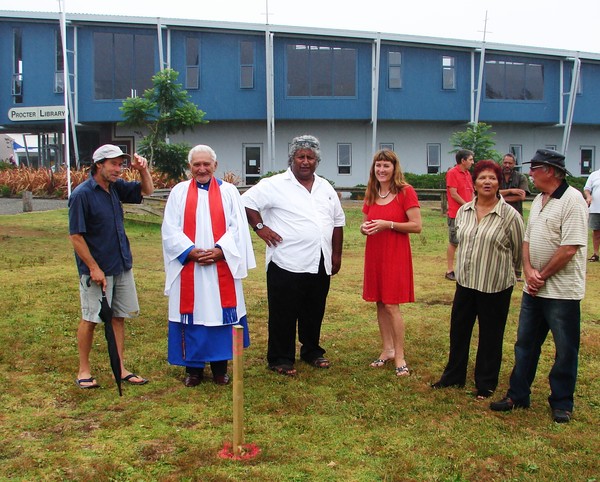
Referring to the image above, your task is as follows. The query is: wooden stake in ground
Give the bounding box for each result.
[232,325,244,456]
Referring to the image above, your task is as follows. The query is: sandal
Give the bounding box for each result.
[475,389,494,400]
[310,357,330,369]
[268,364,297,376]
[395,365,410,377]
[589,254,599,262]
[370,358,392,368]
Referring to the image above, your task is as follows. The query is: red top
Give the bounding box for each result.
[362,186,419,304]
[445,165,474,218]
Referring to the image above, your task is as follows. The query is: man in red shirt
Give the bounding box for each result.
[445,149,474,280]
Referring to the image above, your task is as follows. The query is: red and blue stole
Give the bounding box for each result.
[180,178,237,324]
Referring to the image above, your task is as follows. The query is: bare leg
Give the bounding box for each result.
[371,309,395,365]
[593,230,600,256]
[446,243,457,273]
[111,317,145,383]
[377,302,407,372]
[77,319,97,387]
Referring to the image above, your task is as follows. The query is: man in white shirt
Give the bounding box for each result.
[242,135,345,376]
[584,168,600,261]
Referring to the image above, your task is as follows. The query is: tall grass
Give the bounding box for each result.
[0,201,598,481]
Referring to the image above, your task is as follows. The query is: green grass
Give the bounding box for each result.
[0,202,598,481]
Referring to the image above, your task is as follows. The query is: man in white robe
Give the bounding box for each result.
[162,145,255,386]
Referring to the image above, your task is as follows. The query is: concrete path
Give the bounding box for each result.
[0,197,67,215]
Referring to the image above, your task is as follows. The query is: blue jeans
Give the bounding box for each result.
[507,293,580,412]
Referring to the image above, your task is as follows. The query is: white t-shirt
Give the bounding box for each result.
[584,169,600,213]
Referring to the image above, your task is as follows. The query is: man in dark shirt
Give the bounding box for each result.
[68,144,154,389]
[499,153,530,215]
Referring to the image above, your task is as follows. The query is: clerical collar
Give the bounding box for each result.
[196,178,212,191]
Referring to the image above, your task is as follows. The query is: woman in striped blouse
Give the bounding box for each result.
[432,160,524,400]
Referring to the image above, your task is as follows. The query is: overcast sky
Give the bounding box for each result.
[2,0,599,54]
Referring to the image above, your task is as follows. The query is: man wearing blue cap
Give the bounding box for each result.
[490,149,587,423]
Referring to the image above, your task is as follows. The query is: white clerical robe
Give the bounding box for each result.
[161,179,256,326]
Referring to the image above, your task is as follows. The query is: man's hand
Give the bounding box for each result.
[89,265,107,291]
[255,226,283,247]
[130,153,149,171]
[188,247,225,266]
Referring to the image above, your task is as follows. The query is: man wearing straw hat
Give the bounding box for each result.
[69,144,154,389]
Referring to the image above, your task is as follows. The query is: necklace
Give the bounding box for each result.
[378,188,391,199]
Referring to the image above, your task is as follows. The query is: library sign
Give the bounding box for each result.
[8,106,66,122]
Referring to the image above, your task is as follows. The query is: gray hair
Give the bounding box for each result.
[288,135,321,165]
[188,145,217,164]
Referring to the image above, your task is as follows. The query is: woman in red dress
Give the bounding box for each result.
[361,150,422,377]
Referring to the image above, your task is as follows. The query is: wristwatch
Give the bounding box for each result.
[253,222,264,232]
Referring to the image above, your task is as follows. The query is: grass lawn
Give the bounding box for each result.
[0,200,598,481]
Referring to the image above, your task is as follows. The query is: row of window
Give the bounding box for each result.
[335,144,595,176]
[11,29,582,103]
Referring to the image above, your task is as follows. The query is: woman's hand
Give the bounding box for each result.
[361,219,390,235]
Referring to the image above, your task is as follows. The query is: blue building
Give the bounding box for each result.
[1,9,599,184]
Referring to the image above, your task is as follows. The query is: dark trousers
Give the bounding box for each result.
[507,293,580,411]
[266,257,330,366]
[186,360,227,376]
[439,284,513,392]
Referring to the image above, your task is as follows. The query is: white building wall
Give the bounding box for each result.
[117,120,600,185]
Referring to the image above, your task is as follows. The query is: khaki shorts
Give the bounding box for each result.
[79,269,140,323]
[447,217,459,246]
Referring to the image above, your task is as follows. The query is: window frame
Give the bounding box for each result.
[240,41,255,89]
[185,36,201,90]
[286,43,357,97]
[337,143,352,175]
[426,143,441,174]
[13,28,23,103]
[442,55,456,90]
[388,50,402,89]
[581,146,595,175]
[55,29,65,94]
[509,145,523,165]
[484,59,544,101]
[379,143,394,152]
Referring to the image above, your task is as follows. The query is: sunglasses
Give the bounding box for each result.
[529,164,546,170]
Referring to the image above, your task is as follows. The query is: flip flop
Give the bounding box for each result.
[310,357,330,369]
[268,364,297,376]
[76,377,100,389]
[121,373,148,385]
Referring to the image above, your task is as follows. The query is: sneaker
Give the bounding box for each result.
[490,396,529,411]
[445,271,456,281]
[552,408,572,423]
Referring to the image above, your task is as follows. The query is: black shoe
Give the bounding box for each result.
[431,380,464,389]
[445,271,456,281]
[552,408,572,423]
[213,373,230,385]
[490,396,529,411]
[183,373,203,387]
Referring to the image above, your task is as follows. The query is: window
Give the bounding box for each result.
[442,56,456,90]
[94,32,154,100]
[13,28,23,103]
[388,51,402,89]
[287,44,356,97]
[581,147,594,175]
[379,143,394,152]
[55,30,64,94]
[485,60,544,100]
[338,144,352,174]
[545,145,557,151]
[509,145,522,164]
[240,41,255,89]
[185,37,200,90]
[427,144,441,174]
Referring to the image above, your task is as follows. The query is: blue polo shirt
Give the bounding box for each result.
[68,174,143,276]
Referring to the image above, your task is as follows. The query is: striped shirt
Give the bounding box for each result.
[525,182,588,300]
[455,197,524,293]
